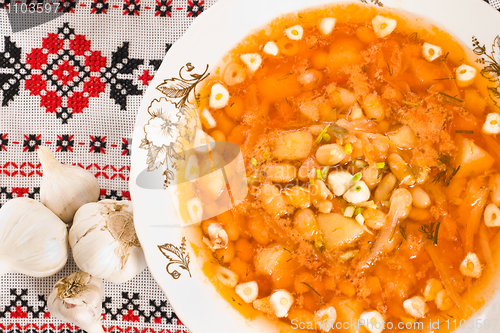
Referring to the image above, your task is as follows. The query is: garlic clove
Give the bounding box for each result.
[269,289,294,318]
[285,25,304,40]
[48,271,104,333]
[318,17,336,36]
[216,265,239,287]
[372,15,397,38]
[483,113,500,136]
[435,289,454,311]
[235,281,259,303]
[240,53,262,73]
[422,43,443,62]
[0,197,68,277]
[343,180,371,204]
[200,108,217,129]
[69,200,147,283]
[456,64,477,87]
[263,41,279,56]
[38,146,100,224]
[187,197,204,224]
[459,252,482,278]
[403,296,428,318]
[209,83,230,109]
[315,306,337,328]
[360,310,385,333]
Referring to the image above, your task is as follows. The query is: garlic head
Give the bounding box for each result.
[38,145,100,224]
[0,197,68,277]
[69,200,147,283]
[48,271,104,333]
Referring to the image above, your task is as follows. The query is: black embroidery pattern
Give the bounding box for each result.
[0,134,8,151]
[122,0,140,15]
[0,0,11,9]
[58,0,77,13]
[102,42,143,110]
[0,187,40,208]
[56,134,74,152]
[91,0,108,13]
[22,134,41,152]
[186,0,204,17]
[0,289,186,327]
[89,135,107,154]
[0,37,31,107]
[155,0,172,17]
[0,24,166,123]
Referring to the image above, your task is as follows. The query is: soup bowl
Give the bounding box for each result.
[130,0,500,332]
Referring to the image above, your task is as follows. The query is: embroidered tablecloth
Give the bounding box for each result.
[0,1,499,333]
[0,0,215,332]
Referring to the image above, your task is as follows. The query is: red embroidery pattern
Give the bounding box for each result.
[25,23,106,123]
[22,135,41,152]
[0,25,172,120]
[0,323,189,333]
[187,0,204,17]
[89,135,107,154]
[0,162,129,180]
[91,0,109,13]
[155,0,172,16]
[123,0,140,15]
[56,135,74,152]
[138,70,154,85]
[0,162,42,177]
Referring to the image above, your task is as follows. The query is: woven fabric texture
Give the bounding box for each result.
[487,0,500,10]
[0,1,215,333]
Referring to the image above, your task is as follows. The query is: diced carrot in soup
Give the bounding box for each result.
[455,137,494,178]
[288,309,315,325]
[302,293,318,313]
[294,272,314,294]
[227,125,249,145]
[213,111,237,136]
[464,89,487,116]
[235,238,254,262]
[450,113,478,133]
[271,265,295,289]
[224,96,246,121]
[411,59,444,88]
[379,39,403,76]
[256,70,302,103]
[311,49,329,70]
[355,25,377,44]
[330,299,365,333]
[230,258,255,282]
[327,37,365,75]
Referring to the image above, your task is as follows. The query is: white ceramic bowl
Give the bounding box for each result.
[130,0,500,332]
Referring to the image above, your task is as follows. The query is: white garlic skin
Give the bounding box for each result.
[0,197,68,277]
[69,200,147,283]
[48,271,104,333]
[38,146,100,224]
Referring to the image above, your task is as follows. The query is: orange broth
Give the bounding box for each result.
[192,3,500,333]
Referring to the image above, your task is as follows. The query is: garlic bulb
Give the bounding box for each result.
[48,271,104,333]
[69,200,147,283]
[0,197,68,277]
[38,146,100,224]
